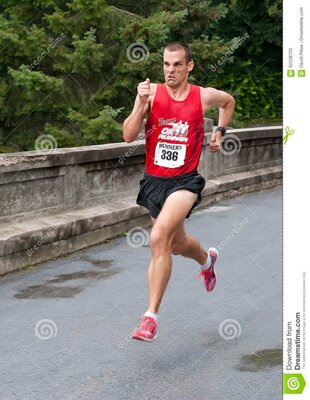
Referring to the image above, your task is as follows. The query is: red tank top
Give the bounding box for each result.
[145,83,204,177]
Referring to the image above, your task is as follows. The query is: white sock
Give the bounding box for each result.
[145,310,158,322]
[201,253,211,270]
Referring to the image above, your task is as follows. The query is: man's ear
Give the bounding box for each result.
[187,60,194,72]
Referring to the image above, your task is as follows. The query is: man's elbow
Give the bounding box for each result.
[122,128,136,143]
[230,95,235,107]
[122,120,131,143]
[123,135,135,143]
[222,95,235,110]
[226,93,235,107]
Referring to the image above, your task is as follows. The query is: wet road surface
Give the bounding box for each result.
[0,187,282,400]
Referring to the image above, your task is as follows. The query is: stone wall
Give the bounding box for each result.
[0,123,282,274]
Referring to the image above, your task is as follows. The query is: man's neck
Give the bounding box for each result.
[165,82,190,100]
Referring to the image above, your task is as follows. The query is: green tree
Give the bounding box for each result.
[0,0,124,152]
[115,0,240,115]
[0,0,282,153]
[207,0,282,125]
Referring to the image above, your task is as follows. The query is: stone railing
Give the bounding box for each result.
[0,122,282,274]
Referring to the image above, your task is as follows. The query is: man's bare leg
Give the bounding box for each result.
[170,223,209,264]
[169,214,218,293]
[147,190,198,314]
[132,190,218,341]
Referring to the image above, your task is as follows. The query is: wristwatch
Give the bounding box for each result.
[215,126,227,136]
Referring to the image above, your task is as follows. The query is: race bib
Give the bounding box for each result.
[154,142,187,168]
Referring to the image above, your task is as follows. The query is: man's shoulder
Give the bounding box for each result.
[199,86,217,94]
[200,86,220,102]
[193,85,216,97]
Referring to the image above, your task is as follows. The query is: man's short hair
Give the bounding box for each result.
[164,42,193,63]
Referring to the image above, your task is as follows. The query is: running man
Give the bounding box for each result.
[123,42,235,342]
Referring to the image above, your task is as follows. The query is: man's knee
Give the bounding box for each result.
[149,226,172,253]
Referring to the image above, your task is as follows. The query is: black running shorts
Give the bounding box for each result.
[136,170,206,219]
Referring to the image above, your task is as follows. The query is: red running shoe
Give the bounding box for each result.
[132,316,157,342]
[199,247,218,292]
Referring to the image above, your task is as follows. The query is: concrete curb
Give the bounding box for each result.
[0,165,282,275]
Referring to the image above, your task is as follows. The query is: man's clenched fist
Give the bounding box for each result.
[209,132,222,152]
[137,78,154,104]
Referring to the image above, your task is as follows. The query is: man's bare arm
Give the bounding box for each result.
[202,87,235,126]
[123,79,155,143]
[201,87,235,152]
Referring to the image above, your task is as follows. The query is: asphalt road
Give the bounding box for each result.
[0,187,282,400]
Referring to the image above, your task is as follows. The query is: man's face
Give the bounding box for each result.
[163,49,194,87]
